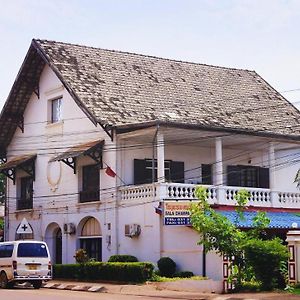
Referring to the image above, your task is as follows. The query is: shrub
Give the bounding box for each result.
[74,249,89,264]
[53,264,79,280]
[157,257,176,277]
[243,238,289,290]
[174,271,194,278]
[53,262,154,283]
[108,254,138,262]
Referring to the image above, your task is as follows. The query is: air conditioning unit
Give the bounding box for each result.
[63,223,76,235]
[124,224,141,238]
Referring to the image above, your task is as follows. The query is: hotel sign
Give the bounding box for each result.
[164,201,194,226]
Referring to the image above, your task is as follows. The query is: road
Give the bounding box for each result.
[0,288,199,300]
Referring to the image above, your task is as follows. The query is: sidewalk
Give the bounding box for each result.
[42,280,300,299]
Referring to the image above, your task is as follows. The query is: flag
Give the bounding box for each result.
[105,166,116,177]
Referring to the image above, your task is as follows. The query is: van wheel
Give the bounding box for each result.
[32,280,42,289]
[0,272,8,289]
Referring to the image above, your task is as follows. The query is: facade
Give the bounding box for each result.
[0,39,300,281]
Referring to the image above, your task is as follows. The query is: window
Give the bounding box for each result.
[80,165,100,203]
[134,159,184,184]
[17,243,48,258]
[201,164,212,185]
[0,244,14,258]
[227,165,269,188]
[79,217,102,261]
[17,177,33,210]
[51,97,62,123]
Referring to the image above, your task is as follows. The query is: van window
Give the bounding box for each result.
[17,243,48,258]
[0,244,14,258]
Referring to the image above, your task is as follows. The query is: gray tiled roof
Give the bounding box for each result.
[35,40,300,137]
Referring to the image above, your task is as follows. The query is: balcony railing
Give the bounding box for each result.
[79,190,100,203]
[17,198,33,210]
[119,182,300,209]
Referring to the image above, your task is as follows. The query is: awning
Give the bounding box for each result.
[49,140,104,174]
[217,210,300,229]
[0,154,36,183]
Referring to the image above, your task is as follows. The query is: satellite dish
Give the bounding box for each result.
[292,222,298,229]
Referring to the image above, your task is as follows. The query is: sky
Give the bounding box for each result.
[0,0,300,110]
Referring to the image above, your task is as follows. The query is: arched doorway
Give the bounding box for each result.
[45,223,62,264]
[79,217,102,261]
[54,228,62,264]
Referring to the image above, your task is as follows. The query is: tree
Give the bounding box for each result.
[190,186,288,290]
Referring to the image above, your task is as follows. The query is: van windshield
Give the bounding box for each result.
[17,243,48,258]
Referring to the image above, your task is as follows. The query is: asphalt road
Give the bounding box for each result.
[0,288,199,300]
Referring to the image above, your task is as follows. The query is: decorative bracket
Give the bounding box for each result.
[61,157,77,174]
[19,159,35,180]
[17,116,24,133]
[1,168,15,184]
[0,157,7,164]
[34,85,40,99]
[99,123,113,141]
[86,143,103,168]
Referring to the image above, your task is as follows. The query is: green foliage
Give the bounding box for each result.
[190,186,288,290]
[173,271,194,278]
[53,262,154,283]
[157,257,176,277]
[0,219,4,231]
[74,248,89,264]
[243,238,289,290]
[108,254,138,262]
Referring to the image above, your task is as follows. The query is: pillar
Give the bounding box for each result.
[157,133,165,183]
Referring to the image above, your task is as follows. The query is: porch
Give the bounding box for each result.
[120,182,300,209]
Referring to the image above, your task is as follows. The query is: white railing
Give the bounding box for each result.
[278,192,300,206]
[120,184,156,201]
[119,182,300,209]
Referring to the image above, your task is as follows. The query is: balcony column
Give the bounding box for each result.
[215,137,225,204]
[215,137,224,186]
[157,132,165,183]
[269,142,280,207]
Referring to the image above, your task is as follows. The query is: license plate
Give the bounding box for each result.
[28,265,37,270]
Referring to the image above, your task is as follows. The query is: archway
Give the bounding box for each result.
[78,217,102,261]
[45,222,62,264]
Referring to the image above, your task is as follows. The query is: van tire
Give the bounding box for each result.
[0,272,8,289]
[32,280,42,289]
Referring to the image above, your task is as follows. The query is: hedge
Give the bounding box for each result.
[108,254,138,262]
[53,262,154,283]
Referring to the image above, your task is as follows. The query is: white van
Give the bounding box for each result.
[0,240,52,289]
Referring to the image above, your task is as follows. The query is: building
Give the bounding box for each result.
[0,39,300,281]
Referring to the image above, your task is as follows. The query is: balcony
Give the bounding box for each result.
[17,198,33,210]
[79,190,100,203]
[119,183,300,209]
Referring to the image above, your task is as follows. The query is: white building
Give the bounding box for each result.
[0,39,300,281]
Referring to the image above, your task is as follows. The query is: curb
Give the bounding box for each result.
[43,282,106,293]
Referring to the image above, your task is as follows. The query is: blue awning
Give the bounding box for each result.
[217,210,300,229]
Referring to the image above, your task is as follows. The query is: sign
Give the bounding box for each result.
[16,218,33,234]
[164,201,194,226]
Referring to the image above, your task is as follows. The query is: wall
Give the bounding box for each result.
[6,65,117,263]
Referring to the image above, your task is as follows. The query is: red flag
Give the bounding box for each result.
[105,166,116,177]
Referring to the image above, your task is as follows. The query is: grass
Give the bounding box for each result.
[149,274,207,282]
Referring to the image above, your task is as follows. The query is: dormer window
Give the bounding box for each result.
[51,97,62,123]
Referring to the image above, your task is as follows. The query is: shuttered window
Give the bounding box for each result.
[134,159,184,184]
[201,164,212,185]
[227,165,269,188]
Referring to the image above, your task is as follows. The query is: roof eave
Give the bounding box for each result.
[115,120,300,142]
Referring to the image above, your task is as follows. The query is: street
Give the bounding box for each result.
[0,288,191,300]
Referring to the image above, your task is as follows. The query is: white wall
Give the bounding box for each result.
[6,65,117,263]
